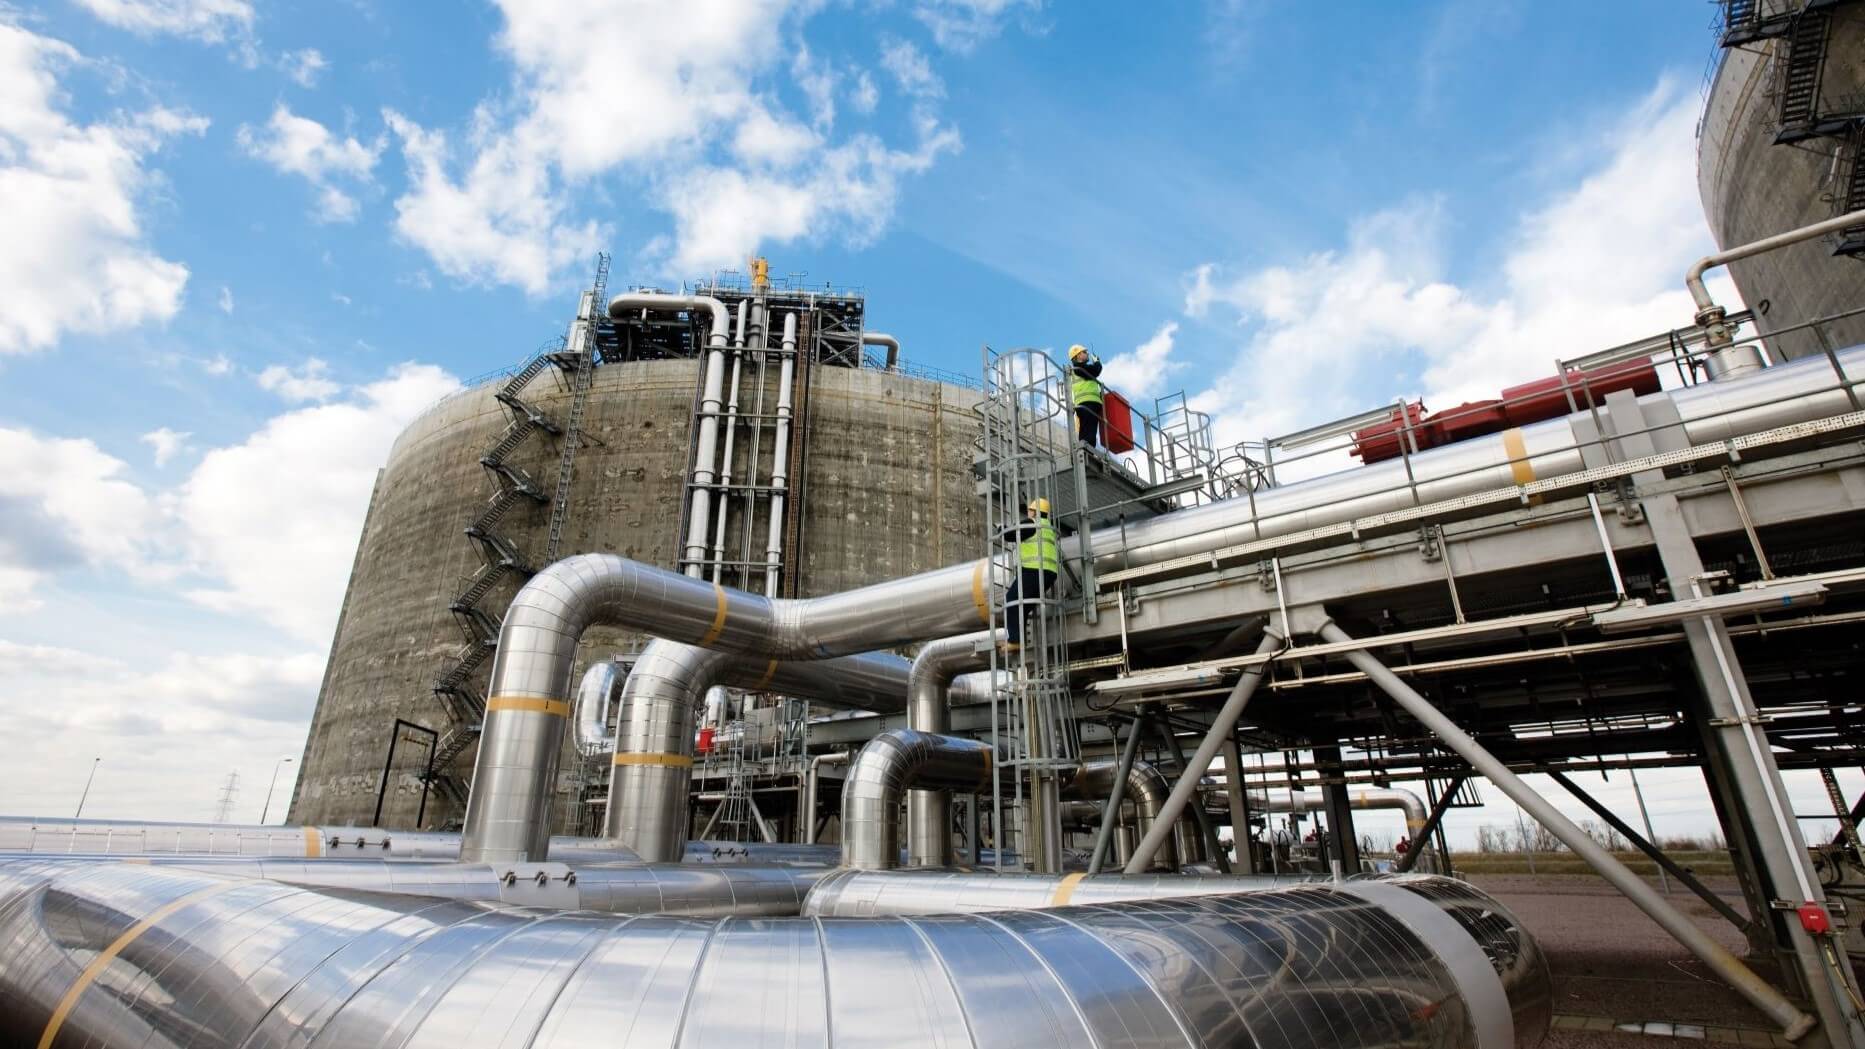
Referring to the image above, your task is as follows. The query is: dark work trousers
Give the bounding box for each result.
[1076,403,1103,447]
[1003,567,1057,645]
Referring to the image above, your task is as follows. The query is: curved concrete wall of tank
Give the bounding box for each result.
[1698,23,1865,362]
[290,359,985,832]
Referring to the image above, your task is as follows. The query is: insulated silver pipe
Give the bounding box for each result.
[1066,758,1181,870]
[707,299,750,582]
[1253,787,1430,839]
[861,330,901,369]
[75,855,827,916]
[803,867,1325,916]
[906,631,995,866]
[803,751,850,844]
[1317,618,1814,1040]
[571,658,622,756]
[1686,211,1865,381]
[605,639,913,862]
[463,348,1865,863]
[0,859,1548,1049]
[609,293,732,576]
[764,311,798,596]
[843,729,994,870]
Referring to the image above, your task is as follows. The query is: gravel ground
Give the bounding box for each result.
[1463,873,1858,1046]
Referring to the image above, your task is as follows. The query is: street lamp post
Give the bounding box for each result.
[73,757,101,819]
[260,757,294,825]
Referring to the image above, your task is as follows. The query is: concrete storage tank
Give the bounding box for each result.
[1698,0,1865,361]
[286,278,984,833]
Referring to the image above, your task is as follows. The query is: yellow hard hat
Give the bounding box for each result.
[1068,344,1088,360]
[1028,497,1050,515]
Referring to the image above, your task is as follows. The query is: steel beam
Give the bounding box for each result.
[1395,773,1466,874]
[1318,619,1814,1041]
[1087,713,1145,874]
[1316,745,1361,874]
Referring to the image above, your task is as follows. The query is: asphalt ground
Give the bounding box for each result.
[1470,874,1859,1047]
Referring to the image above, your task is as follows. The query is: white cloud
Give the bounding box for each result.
[178,362,461,642]
[71,0,254,43]
[0,22,207,354]
[1101,322,1182,400]
[0,426,165,608]
[280,47,327,87]
[255,358,342,402]
[913,0,1038,52]
[1176,80,1737,451]
[217,285,234,313]
[851,70,879,114]
[201,352,233,375]
[384,0,964,292]
[140,426,191,466]
[238,105,382,223]
[881,38,943,99]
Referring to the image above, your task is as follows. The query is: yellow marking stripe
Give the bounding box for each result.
[486,696,572,718]
[38,881,246,1049]
[697,584,730,647]
[303,826,323,858]
[1501,428,1535,486]
[613,752,695,768]
[1050,872,1087,907]
[970,562,990,625]
[750,659,780,691]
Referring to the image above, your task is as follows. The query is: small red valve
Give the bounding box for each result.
[1796,903,1832,935]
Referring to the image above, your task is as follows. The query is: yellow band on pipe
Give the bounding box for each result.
[698,584,730,647]
[303,826,323,857]
[486,696,572,718]
[1501,428,1535,486]
[613,752,695,768]
[970,561,990,625]
[38,881,246,1049]
[1050,871,1088,907]
[750,659,779,691]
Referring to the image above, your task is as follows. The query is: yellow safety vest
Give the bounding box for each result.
[1071,372,1103,406]
[1018,517,1059,573]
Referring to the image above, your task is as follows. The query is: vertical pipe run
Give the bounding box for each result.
[765,312,799,597]
[1125,628,1282,874]
[906,632,995,866]
[708,301,749,583]
[1316,619,1815,1040]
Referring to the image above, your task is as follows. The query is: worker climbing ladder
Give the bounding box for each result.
[978,346,1082,872]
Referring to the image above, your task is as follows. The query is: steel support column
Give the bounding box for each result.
[1396,772,1467,874]
[1221,735,1254,873]
[1154,712,1232,873]
[1607,389,1865,1046]
[1316,745,1361,875]
[1088,714,1145,874]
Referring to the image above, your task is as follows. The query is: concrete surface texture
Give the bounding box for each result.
[1698,10,1865,361]
[1475,874,1858,1048]
[287,358,982,830]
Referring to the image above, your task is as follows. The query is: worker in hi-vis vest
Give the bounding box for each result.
[1000,497,1060,649]
[1069,344,1105,448]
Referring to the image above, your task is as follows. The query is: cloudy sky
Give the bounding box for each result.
[0,0,1853,846]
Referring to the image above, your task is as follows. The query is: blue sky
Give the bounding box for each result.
[1,0,1854,846]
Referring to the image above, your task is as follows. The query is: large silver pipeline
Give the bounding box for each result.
[843,729,994,869]
[804,867,1324,916]
[462,346,1865,862]
[861,329,901,369]
[764,311,798,596]
[0,859,1549,1049]
[571,658,622,756]
[1253,786,1430,840]
[608,292,731,576]
[606,638,913,861]
[1065,757,1184,870]
[906,630,996,866]
[59,855,826,916]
